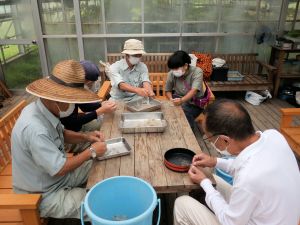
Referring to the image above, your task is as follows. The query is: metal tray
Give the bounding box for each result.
[227,71,245,81]
[119,112,167,133]
[97,137,131,161]
[126,98,162,112]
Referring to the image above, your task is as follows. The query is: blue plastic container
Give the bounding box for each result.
[215,168,233,185]
[81,176,160,225]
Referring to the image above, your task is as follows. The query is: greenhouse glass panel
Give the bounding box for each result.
[285,22,293,31]
[221,0,257,21]
[106,23,141,34]
[181,37,215,53]
[144,0,180,33]
[83,38,105,64]
[2,45,42,89]
[45,38,79,71]
[80,0,104,34]
[259,0,281,21]
[221,21,256,33]
[0,0,35,40]
[144,23,179,33]
[39,0,76,34]
[218,36,254,53]
[104,0,141,34]
[0,21,16,40]
[144,0,180,21]
[107,37,131,54]
[144,37,179,53]
[182,0,218,21]
[285,1,300,31]
[182,22,218,33]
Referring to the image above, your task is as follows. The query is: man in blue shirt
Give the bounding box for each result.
[12,60,107,219]
[109,39,155,101]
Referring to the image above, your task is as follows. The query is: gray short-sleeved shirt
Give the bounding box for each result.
[109,58,151,101]
[12,98,67,193]
[165,66,204,103]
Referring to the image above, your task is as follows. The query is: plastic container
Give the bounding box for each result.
[215,168,233,185]
[210,65,229,81]
[81,176,160,225]
[227,71,244,81]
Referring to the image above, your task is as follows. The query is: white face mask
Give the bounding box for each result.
[57,103,75,118]
[210,136,231,156]
[84,82,98,93]
[172,68,184,77]
[129,56,141,65]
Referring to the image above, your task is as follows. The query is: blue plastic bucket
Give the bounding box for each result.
[215,168,233,185]
[81,176,160,225]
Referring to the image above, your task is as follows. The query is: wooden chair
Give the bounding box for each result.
[97,80,111,101]
[280,108,300,157]
[149,73,167,99]
[0,100,42,225]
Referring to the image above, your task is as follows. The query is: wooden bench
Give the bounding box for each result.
[106,53,276,93]
[208,53,276,92]
[0,100,42,225]
[280,108,300,157]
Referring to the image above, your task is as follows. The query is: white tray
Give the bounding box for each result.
[119,112,167,133]
[97,137,131,161]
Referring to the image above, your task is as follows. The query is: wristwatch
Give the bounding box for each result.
[89,146,97,159]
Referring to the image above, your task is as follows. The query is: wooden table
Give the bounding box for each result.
[87,101,214,193]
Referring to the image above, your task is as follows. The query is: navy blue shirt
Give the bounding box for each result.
[60,103,101,132]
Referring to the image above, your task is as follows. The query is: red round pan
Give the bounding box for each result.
[164,148,195,172]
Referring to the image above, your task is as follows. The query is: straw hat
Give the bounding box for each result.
[26,60,100,103]
[121,39,146,55]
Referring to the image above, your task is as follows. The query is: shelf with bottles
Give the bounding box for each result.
[280,59,300,77]
[269,46,300,97]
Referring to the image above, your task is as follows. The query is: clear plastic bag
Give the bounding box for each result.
[245,90,272,105]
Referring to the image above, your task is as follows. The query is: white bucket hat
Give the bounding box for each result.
[121,39,146,55]
[212,58,226,67]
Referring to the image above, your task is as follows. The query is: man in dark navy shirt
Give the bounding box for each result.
[60,61,116,152]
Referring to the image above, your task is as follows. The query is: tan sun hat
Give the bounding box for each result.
[121,39,146,55]
[26,60,100,103]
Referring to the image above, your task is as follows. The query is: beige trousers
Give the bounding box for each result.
[174,175,232,225]
[39,160,93,219]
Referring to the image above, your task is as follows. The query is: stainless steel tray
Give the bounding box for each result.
[227,71,245,81]
[97,137,131,161]
[119,112,167,133]
[126,98,162,112]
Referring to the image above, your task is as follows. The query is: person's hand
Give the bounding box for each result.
[135,87,149,97]
[188,165,207,184]
[192,153,217,168]
[148,90,155,97]
[172,98,182,106]
[85,131,105,143]
[91,141,107,157]
[97,101,117,114]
